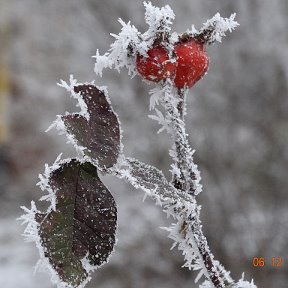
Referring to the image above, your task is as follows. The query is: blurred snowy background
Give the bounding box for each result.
[0,0,288,287]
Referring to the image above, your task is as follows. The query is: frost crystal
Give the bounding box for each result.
[149,85,163,110]
[234,274,257,288]
[143,1,175,39]
[94,19,141,77]
[19,201,40,243]
[57,75,90,119]
[198,13,239,43]
[148,81,202,196]
[148,108,169,134]
[19,202,74,288]
[199,280,214,288]
[37,153,64,210]
[163,219,210,283]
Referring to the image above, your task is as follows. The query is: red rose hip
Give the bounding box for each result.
[174,40,209,89]
[136,45,176,82]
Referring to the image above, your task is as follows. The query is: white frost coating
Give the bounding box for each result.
[149,85,163,110]
[19,201,40,244]
[198,13,239,43]
[57,74,90,120]
[148,81,176,134]
[169,163,181,178]
[199,280,214,288]
[80,230,118,288]
[47,74,89,142]
[37,153,63,211]
[93,51,110,77]
[94,19,141,77]
[148,81,203,196]
[110,156,217,285]
[214,260,233,284]
[142,1,175,40]
[111,157,197,219]
[234,274,257,288]
[148,108,170,134]
[170,31,179,45]
[162,220,209,283]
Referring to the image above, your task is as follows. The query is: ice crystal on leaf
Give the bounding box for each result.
[19,201,40,244]
[57,75,90,120]
[37,153,63,211]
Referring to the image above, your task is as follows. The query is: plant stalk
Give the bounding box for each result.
[165,87,232,287]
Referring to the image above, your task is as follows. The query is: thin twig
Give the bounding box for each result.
[162,85,233,287]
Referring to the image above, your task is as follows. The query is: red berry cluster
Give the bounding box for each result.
[136,38,209,89]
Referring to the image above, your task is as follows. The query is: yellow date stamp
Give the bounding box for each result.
[252,257,284,267]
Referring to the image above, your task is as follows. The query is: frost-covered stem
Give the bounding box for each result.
[188,215,225,287]
[171,94,188,191]
[161,86,198,196]
[163,86,232,287]
[176,89,185,120]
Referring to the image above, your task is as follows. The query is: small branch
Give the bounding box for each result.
[160,84,200,196]
[193,27,217,44]
[172,112,189,193]
[160,85,233,287]
[194,13,239,45]
[174,89,199,195]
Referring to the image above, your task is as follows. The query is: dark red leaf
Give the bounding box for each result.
[62,85,121,169]
[36,159,117,287]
